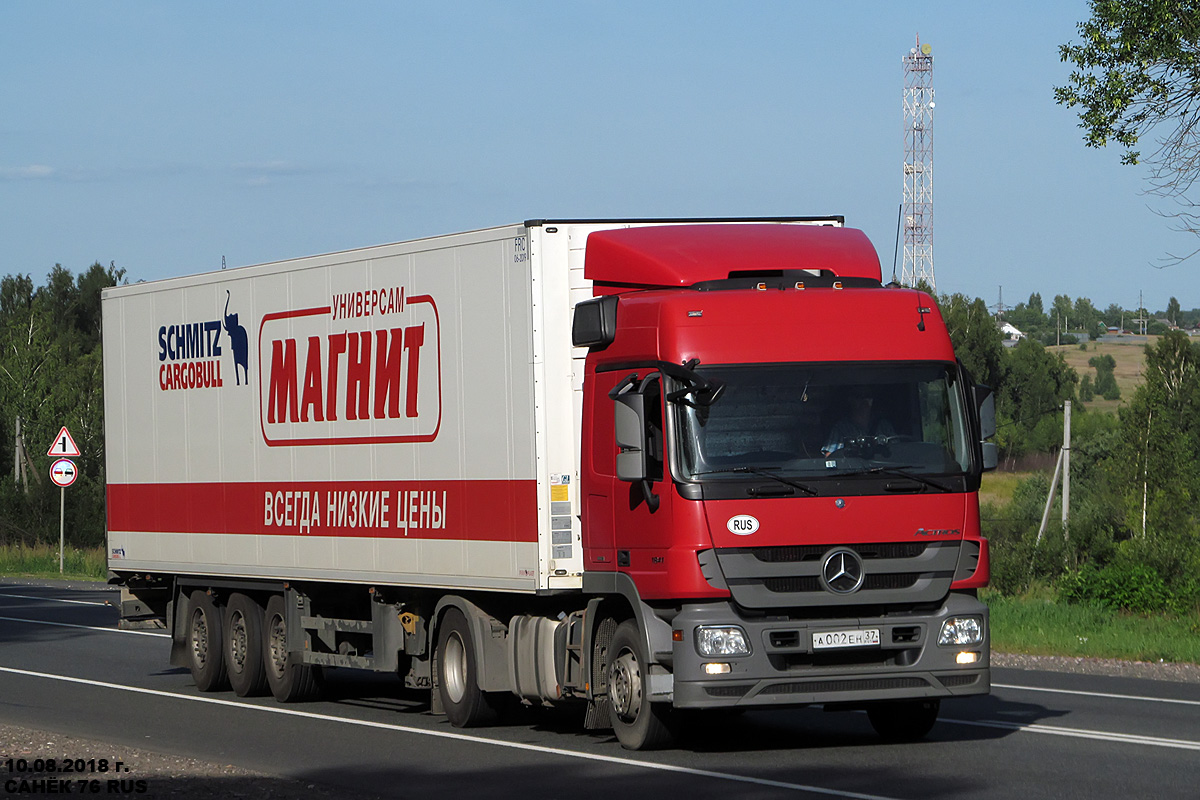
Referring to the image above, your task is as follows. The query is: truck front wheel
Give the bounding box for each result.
[866,698,940,741]
[435,608,495,727]
[606,620,674,750]
[262,594,322,702]
[224,593,268,697]
[186,591,229,692]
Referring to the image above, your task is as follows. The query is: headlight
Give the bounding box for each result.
[938,617,983,646]
[695,626,751,657]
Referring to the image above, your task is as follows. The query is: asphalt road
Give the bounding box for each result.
[2,581,1198,799]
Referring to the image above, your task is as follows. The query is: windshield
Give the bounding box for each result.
[675,363,972,481]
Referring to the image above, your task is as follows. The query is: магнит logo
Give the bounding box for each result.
[157,290,250,391]
[258,287,441,446]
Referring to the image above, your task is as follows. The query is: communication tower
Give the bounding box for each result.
[902,36,935,291]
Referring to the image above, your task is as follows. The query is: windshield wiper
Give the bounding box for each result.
[836,464,956,493]
[692,466,818,496]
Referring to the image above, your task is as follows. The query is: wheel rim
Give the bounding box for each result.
[190,609,209,668]
[229,611,247,671]
[268,614,287,677]
[442,630,468,704]
[610,648,643,723]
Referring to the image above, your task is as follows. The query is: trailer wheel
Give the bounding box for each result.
[606,620,675,750]
[436,608,495,727]
[224,593,268,697]
[186,591,229,692]
[262,594,322,702]
[867,698,940,742]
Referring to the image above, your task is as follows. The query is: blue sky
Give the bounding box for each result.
[2,1,1194,313]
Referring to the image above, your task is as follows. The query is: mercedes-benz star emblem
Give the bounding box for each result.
[821,549,865,594]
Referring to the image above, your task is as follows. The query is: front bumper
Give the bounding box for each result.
[671,591,989,709]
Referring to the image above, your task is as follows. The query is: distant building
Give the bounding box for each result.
[1000,322,1025,341]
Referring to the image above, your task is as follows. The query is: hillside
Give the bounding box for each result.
[1048,337,1151,414]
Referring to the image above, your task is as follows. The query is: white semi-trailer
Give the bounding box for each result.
[105,218,994,749]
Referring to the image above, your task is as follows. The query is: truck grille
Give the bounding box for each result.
[715,541,958,609]
[752,542,928,563]
[763,573,920,593]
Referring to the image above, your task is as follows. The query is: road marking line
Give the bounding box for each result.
[0,592,109,607]
[0,665,898,800]
[940,717,1200,751]
[993,682,1200,707]
[0,615,169,638]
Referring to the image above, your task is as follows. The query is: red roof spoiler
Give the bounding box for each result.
[584,224,883,291]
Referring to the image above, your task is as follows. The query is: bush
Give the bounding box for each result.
[1058,563,1171,613]
[1079,374,1095,401]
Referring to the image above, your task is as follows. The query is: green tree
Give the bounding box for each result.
[1056,1,1200,250]
[998,339,1078,456]
[1102,303,1124,330]
[1007,293,1049,336]
[1052,294,1074,331]
[1167,296,1182,326]
[0,263,125,547]
[1080,373,1096,401]
[938,293,1005,391]
[1089,354,1121,400]
[1073,296,1105,337]
[1114,331,1200,582]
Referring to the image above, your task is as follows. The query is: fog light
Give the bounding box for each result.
[938,617,983,646]
[704,662,731,675]
[956,651,979,665]
[696,626,751,657]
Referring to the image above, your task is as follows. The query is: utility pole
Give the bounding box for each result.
[1037,400,1072,563]
[1062,400,1071,558]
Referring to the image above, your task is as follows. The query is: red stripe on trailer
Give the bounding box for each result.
[106,480,538,542]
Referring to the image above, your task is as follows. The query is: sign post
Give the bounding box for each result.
[47,428,81,574]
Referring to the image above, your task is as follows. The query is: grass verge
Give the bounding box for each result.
[986,591,1200,664]
[0,543,106,581]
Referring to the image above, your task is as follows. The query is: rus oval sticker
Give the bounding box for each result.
[727,515,759,535]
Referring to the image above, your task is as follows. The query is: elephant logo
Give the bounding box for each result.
[224,290,249,386]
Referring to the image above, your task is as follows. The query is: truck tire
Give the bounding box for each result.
[224,593,268,697]
[436,608,495,727]
[867,698,940,742]
[186,591,229,692]
[262,594,322,702]
[606,619,675,750]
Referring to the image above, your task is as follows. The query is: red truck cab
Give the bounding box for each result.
[574,224,992,747]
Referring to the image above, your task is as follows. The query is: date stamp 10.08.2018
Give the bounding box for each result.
[4,758,148,795]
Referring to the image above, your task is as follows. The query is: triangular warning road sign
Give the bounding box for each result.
[47,426,81,457]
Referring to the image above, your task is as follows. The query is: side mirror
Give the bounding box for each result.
[975,386,997,472]
[613,389,648,482]
[572,295,618,349]
[981,442,999,471]
[975,386,996,440]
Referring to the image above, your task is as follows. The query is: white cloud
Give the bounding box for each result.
[0,164,55,180]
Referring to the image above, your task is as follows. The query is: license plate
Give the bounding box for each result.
[812,628,881,650]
